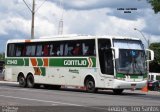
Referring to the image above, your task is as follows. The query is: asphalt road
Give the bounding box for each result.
[0,82,160,112]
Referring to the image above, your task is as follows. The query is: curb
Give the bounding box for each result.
[0,80,18,84]
[125,90,160,95]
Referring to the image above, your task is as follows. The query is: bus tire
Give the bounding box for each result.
[113,89,124,95]
[85,78,97,93]
[18,75,26,87]
[26,74,35,88]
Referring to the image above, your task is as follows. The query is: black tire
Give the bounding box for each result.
[113,89,124,95]
[85,78,97,93]
[18,75,26,87]
[26,74,35,88]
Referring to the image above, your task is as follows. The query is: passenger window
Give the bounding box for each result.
[64,41,83,56]
[73,43,81,56]
[64,40,95,56]
[49,42,64,56]
[16,46,22,56]
[43,44,49,56]
[82,41,95,56]
[49,44,54,56]
[26,45,36,56]
[7,44,15,57]
[36,45,43,56]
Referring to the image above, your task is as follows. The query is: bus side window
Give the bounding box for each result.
[22,46,26,56]
[64,44,68,56]
[43,45,49,56]
[36,45,43,56]
[49,44,54,56]
[26,45,36,56]
[7,44,16,57]
[68,47,73,56]
[55,46,60,56]
[73,43,81,56]
[65,42,74,56]
[59,44,64,56]
[16,46,22,57]
[82,40,95,56]
[51,43,64,56]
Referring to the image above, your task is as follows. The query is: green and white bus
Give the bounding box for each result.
[5,35,154,94]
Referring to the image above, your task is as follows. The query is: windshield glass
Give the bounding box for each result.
[113,39,143,50]
[113,39,146,75]
[116,49,146,74]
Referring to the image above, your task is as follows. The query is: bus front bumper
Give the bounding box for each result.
[113,79,147,89]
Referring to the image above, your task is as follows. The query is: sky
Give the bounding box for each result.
[0,0,160,53]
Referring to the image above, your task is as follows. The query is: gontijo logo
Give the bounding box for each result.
[63,57,93,67]
[64,60,87,66]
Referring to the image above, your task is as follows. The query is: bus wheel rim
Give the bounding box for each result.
[27,76,34,86]
[19,77,25,85]
[87,81,94,90]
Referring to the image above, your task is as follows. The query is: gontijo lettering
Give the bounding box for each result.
[64,60,87,66]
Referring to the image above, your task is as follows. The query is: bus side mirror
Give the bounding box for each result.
[146,49,154,61]
[111,47,119,59]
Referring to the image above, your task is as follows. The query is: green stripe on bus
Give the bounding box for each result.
[116,73,125,78]
[49,57,96,67]
[37,58,43,66]
[5,58,29,66]
[116,73,146,79]
[40,67,46,76]
[5,57,96,67]
[24,58,29,66]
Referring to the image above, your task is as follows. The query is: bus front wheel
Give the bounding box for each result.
[85,78,97,93]
[113,89,124,95]
[18,75,26,87]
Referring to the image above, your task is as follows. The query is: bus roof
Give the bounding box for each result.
[7,34,141,43]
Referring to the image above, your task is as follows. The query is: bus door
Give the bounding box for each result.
[98,39,114,87]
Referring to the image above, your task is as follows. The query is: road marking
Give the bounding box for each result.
[0,94,109,110]
[0,86,64,94]
[0,94,82,106]
[0,86,86,97]
[0,87,117,111]
[0,86,92,97]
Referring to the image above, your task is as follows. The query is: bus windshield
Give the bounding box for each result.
[116,49,146,74]
[113,39,147,75]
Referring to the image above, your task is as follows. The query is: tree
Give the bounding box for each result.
[0,53,5,61]
[148,0,160,13]
[149,43,160,72]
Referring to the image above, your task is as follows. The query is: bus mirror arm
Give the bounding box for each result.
[146,49,154,62]
[111,47,119,59]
